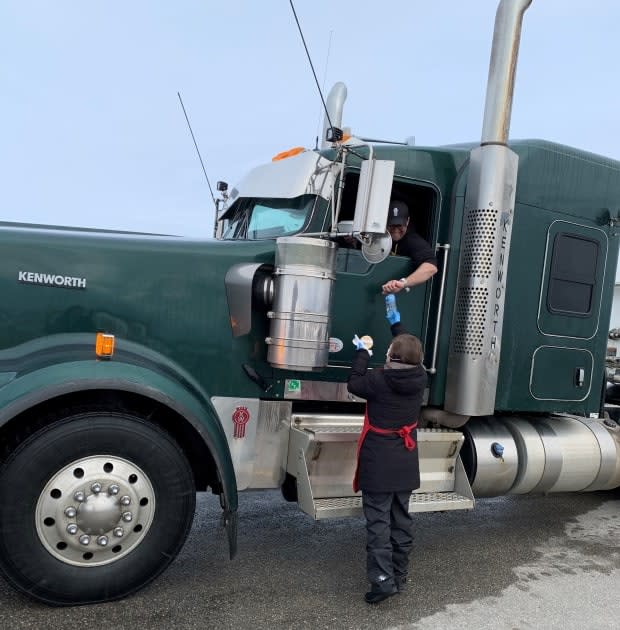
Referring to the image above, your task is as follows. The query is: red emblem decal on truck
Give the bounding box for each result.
[232,406,250,438]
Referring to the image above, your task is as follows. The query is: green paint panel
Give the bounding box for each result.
[530,346,592,401]
[329,250,429,367]
[495,141,620,415]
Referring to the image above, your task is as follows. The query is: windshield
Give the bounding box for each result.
[221,195,318,240]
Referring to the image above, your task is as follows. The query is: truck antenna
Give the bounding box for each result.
[289,0,335,136]
[177,92,217,209]
[315,29,334,149]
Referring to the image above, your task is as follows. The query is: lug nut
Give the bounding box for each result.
[73,491,85,502]
[113,527,124,538]
[120,495,131,506]
[64,507,77,518]
[79,535,91,546]
[97,536,109,547]
[121,511,133,523]
[108,484,120,496]
[90,482,102,494]
[66,523,78,535]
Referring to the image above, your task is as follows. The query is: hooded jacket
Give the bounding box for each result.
[347,324,427,493]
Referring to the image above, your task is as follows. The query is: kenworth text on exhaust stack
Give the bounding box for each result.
[1,0,619,605]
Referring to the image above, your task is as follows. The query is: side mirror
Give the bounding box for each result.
[352,159,395,234]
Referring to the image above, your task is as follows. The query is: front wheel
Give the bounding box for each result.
[0,410,196,605]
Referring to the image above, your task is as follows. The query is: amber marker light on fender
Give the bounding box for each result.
[95,333,115,358]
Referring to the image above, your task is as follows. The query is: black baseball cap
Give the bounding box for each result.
[387,200,409,226]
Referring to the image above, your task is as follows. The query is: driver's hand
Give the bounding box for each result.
[382,279,406,295]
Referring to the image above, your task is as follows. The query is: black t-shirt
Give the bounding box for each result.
[390,230,437,269]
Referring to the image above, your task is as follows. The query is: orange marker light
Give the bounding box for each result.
[272,146,305,162]
[95,333,115,358]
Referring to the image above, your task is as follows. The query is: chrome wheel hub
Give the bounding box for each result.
[77,492,125,534]
[35,456,155,567]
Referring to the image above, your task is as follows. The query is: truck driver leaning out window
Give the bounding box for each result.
[381,200,438,295]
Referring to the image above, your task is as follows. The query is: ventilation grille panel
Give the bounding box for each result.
[452,287,489,355]
[461,208,498,279]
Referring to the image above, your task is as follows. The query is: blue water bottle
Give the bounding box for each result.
[385,294,400,325]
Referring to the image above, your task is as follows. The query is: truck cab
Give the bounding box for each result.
[218,136,620,421]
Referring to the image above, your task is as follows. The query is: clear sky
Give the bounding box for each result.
[2,1,619,237]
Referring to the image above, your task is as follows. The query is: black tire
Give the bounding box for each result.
[0,411,196,606]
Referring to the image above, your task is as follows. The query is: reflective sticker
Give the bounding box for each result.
[329,337,344,353]
[232,406,250,438]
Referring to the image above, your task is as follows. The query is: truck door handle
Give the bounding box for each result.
[575,367,585,387]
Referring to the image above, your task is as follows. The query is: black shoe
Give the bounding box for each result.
[364,586,398,604]
[395,576,407,592]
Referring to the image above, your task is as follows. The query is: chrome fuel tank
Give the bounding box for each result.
[462,415,620,496]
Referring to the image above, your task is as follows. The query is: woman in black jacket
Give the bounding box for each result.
[348,297,427,604]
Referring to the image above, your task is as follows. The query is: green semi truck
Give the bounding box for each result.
[1,0,619,606]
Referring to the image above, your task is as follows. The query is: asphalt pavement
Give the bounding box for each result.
[1,489,619,629]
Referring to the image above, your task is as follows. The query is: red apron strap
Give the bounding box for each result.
[352,407,371,493]
[368,421,418,451]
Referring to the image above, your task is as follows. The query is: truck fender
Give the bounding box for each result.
[0,358,239,554]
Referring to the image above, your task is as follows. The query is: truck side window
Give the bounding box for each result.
[332,172,437,246]
[547,233,599,316]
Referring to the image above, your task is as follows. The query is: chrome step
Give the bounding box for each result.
[293,412,465,444]
[293,444,475,520]
[288,412,475,520]
[301,425,361,442]
[311,491,474,520]
[302,425,471,442]
[288,424,468,497]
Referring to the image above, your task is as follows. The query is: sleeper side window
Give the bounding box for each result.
[547,233,598,316]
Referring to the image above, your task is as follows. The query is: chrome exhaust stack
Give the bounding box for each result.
[446,0,532,416]
[480,0,533,145]
[320,82,347,149]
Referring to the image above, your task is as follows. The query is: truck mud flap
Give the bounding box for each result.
[221,509,238,559]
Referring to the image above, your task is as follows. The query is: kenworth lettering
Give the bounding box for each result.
[18,271,87,289]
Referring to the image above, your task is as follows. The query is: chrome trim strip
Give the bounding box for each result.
[428,243,451,374]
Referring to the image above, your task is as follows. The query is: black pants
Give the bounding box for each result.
[362,490,413,590]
